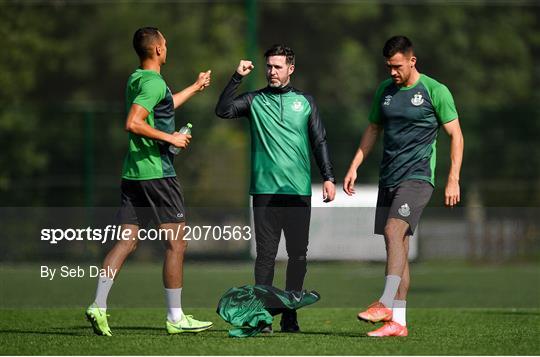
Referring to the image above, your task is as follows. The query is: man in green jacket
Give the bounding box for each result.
[215,44,336,332]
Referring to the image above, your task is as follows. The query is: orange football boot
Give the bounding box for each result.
[357,301,393,323]
[367,321,408,337]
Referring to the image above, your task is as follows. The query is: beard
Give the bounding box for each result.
[267,77,289,88]
[267,78,282,88]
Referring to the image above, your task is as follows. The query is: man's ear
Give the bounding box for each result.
[288,64,295,76]
[156,45,162,57]
[410,56,417,68]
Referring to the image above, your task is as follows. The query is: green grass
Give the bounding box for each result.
[1,261,539,355]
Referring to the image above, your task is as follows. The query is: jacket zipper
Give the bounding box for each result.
[280,94,283,122]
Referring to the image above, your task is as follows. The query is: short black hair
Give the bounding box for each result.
[383,36,414,58]
[133,27,162,59]
[264,44,295,65]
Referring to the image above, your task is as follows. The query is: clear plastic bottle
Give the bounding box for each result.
[169,123,192,155]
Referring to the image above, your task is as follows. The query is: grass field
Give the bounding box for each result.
[1,261,539,355]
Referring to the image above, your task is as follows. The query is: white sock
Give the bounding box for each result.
[94,276,114,310]
[165,288,183,323]
[392,300,407,326]
[378,275,401,308]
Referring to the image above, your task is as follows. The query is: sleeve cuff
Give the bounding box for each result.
[232,71,244,81]
[324,176,336,184]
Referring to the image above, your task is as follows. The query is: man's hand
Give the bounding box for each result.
[194,70,211,92]
[323,180,336,203]
[342,123,381,197]
[445,178,460,207]
[343,169,357,196]
[236,60,254,76]
[173,70,211,109]
[169,132,192,149]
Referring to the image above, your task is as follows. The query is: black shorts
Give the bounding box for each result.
[117,177,185,227]
[374,179,433,236]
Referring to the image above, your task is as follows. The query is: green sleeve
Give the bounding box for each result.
[368,80,390,124]
[133,78,166,113]
[431,83,458,124]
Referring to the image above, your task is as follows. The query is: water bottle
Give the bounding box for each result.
[169,123,192,155]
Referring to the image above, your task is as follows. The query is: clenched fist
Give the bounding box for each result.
[236,60,254,76]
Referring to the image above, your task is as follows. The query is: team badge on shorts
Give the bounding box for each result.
[398,203,411,217]
[411,92,424,106]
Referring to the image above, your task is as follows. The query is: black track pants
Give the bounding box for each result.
[252,194,311,292]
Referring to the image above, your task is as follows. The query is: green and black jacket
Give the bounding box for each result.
[215,72,335,196]
[216,285,320,337]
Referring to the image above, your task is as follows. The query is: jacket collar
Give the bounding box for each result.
[266,83,293,94]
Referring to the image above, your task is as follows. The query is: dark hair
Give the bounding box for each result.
[264,44,295,65]
[383,36,414,58]
[133,27,162,59]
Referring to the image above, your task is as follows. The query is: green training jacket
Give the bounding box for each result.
[215,72,335,195]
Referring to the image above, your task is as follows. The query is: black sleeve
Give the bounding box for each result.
[215,72,254,119]
[306,95,335,183]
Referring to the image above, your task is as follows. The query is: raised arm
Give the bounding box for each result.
[172,70,211,109]
[343,123,382,195]
[215,60,255,119]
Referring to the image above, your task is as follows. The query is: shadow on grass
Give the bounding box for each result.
[293,331,367,338]
[1,325,369,339]
[0,325,232,337]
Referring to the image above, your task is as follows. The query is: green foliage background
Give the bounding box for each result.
[1,1,539,207]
